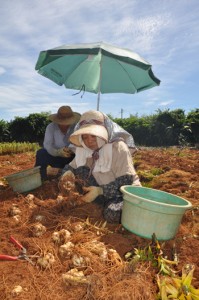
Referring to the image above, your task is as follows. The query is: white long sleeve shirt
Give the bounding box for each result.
[43,122,76,156]
[70,140,141,186]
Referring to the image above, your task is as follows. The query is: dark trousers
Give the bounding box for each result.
[35,148,74,180]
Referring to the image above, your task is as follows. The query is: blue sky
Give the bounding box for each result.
[0,0,198,121]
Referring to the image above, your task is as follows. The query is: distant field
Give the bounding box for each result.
[0,142,40,155]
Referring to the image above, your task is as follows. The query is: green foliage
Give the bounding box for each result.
[113,108,198,147]
[141,182,153,188]
[0,119,10,142]
[137,170,155,182]
[0,142,40,155]
[180,109,199,145]
[114,114,155,146]
[151,109,186,146]
[137,168,164,184]
[8,112,50,144]
[8,117,31,142]
[150,168,164,176]
[1,109,198,147]
[26,112,50,144]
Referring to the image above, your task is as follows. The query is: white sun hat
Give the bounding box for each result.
[69,110,108,146]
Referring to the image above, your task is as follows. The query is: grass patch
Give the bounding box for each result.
[141,182,153,188]
[150,168,164,176]
[0,142,40,155]
[138,168,165,186]
[137,170,155,182]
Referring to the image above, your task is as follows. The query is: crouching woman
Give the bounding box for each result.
[59,110,141,223]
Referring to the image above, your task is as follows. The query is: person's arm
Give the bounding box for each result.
[43,124,59,156]
[81,141,141,203]
[62,163,75,174]
[100,141,141,198]
[44,123,74,157]
[101,174,133,199]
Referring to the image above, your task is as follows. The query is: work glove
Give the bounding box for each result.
[58,170,76,195]
[81,186,103,203]
[57,147,74,158]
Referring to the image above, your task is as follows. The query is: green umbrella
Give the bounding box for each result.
[35,42,160,110]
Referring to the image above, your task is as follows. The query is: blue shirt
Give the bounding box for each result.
[43,122,76,156]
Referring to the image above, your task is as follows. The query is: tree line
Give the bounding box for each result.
[0,108,198,147]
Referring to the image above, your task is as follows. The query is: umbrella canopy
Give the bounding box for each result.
[35,42,160,110]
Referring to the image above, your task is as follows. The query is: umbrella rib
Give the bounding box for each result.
[114,60,137,92]
[64,56,88,88]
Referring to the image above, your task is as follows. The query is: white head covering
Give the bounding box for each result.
[69,110,136,174]
[70,110,108,146]
[70,110,136,149]
[75,136,112,173]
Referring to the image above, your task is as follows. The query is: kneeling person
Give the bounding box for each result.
[35,106,81,180]
[60,110,141,223]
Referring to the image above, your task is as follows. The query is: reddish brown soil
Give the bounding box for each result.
[0,148,198,299]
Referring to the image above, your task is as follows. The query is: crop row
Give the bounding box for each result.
[0,142,40,155]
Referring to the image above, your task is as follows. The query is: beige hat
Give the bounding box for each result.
[49,106,81,125]
[70,110,108,146]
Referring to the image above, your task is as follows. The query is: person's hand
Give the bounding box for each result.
[58,170,76,195]
[57,147,73,157]
[81,186,103,203]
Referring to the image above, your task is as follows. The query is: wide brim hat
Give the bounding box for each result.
[70,110,108,146]
[49,106,81,125]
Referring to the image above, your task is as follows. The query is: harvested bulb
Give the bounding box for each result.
[32,223,46,237]
[52,229,71,244]
[59,242,75,257]
[72,253,90,267]
[37,253,55,269]
[11,285,23,296]
[9,204,21,216]
[62,268,89,286]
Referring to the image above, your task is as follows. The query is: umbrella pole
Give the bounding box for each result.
[97,92,100,111]
[97,50,102,111]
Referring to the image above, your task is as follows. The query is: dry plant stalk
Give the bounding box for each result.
[87,263,156,300]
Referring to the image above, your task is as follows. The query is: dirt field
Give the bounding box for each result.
[0,147,198,299]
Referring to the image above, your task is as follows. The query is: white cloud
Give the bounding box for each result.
[159,100,174,107]
[0,67,6,75]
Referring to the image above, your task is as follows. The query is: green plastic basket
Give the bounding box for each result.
[5,166,42,193]
[120,186,192,240]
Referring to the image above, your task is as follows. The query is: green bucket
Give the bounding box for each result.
[120,186,192,240]
[5,166,42,193]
